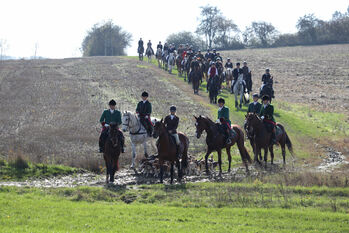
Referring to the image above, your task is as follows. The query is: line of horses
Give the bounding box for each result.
[103,111,293,184]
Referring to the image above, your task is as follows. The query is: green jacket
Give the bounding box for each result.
[248,102,262,114]
[136,101,152,116]
[99,109,122,125]
[218,106,231,125]
[260,104,275,123]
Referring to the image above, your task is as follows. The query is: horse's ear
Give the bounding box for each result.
[193,115,198,120]
[160,118,163,123]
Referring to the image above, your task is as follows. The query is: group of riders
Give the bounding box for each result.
[137,38,275,106]
[99,91,277,159]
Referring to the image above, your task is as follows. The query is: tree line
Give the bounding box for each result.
[81,5,349,56]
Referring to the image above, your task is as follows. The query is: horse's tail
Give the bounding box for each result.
[236,126,252,164]
[243,146,252,164]
[277,124,294,158]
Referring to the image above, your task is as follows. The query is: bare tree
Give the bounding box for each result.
[196,5,222,49]
[243,21,278,47]
[0,39,8,61]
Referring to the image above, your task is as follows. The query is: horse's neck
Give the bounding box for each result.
[205,121,218,138]
[252,120,265,135]
[158,130,170,147]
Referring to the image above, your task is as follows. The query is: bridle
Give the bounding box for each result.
[123,113,146,135]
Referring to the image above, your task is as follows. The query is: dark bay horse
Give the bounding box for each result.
[103,122,122,183]
[191,69,201,95]
[245,113,293,167]
[194,115,252,174]
[153,119,189,184]
[138,46,144,61]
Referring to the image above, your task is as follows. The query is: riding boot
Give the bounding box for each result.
[99,140,104,153]
[271,131,277,145]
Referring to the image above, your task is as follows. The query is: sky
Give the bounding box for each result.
[0,0,348,58]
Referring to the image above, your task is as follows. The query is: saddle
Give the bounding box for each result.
[276,125,282,138]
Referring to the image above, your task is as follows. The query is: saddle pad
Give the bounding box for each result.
[231,128,238,139]
[276,126,282,137]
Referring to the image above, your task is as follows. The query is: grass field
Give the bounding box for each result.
[1,183,349,232]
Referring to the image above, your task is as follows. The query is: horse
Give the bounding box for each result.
[176,55,183,76]
[122,111,157,169]
[161,50,168,70]
[191,69,201,94]
[208,75,220,104]
[137,46,144,61]
[260,82,274,102]
[103,122,122,183]
[145,47,153,63]
[152,119,189,184]
[194,115,252,175]
[156,48,162,68]
[233,73,245,109]
[225,68,233,90]
[168,52,176,74]
[245,113,293,167]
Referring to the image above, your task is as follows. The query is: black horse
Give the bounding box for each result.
[138,46,144,61]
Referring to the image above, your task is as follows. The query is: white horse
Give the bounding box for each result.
[225,68,233,90]
[168,52,176,74]
[122,111,157,169]
[156,48,162,68]
[233,73,245,109]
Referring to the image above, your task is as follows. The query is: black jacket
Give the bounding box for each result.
[233,68,243,80]
[262,73,272,84]
[164,115,179,133]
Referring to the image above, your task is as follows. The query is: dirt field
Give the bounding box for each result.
[0,57,210,169]
[221,44,349,114]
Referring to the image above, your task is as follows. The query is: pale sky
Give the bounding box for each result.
[0,0,348,58]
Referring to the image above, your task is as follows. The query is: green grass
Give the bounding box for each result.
[0,158,79,181]
[1,183,349,232]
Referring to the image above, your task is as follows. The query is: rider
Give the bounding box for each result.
[157,41,163,51]
[136,91,153,137]
[217,98,233,145]
[262,68,273,85]
[224,58,233,69]
[242,61,252,93]
[210,49,217,60]
[215,58,223,76]
[163,42,169,53]
[99,99,125,153]
[232,62,243,93]
[138,38,144,50]
[168,44,176,54]
[247,93,262,114]
[214,52,223,62]
[197,50,204,60]
[205,49,211,60]
[164,105,181,158]
[146,40,154,55]
[260,95,276,144]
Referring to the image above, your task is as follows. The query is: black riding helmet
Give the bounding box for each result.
[262,95,270,101]
[109,99,116,106]
[142,91,149,97]
[170,105,177,112]
[236,62,240,66]
[218,98,225,104]
[253,93,259,98]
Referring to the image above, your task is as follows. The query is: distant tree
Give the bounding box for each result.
[166,31,204,51]
[196,5,222,49]
[214,18,243,49]
[81,21,131,56]
[296,14,322,44]
[0,39,9,61]
[243,21,278,47]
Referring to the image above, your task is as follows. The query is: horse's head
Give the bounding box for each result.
[152,119,165,139]
[245,113,262,134]
[122,111,130,132]
[108,122,119,148]
[194,115,208,139]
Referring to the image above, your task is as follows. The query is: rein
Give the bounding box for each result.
[124,114,147,135]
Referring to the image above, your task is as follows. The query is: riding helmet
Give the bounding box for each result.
[252,93,259,98]
[262,95,270,101]
[236,62,240,66]
[266,68,270,72]
[170,105,177,112]
[142,91,149,97]
[218,98,225,104]
[109,99,116,106]
[243,61,247,64]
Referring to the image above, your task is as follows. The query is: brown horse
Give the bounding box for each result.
[103,122,122,183]
[194,115,252,174]
[152,119,189,184]
[245,113,293,167]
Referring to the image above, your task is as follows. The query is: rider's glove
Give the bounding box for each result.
[216,119,220,123]
[145,115,149,119]
[261,116,265,120]
[104,123,110,127]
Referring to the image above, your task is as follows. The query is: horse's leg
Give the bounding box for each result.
[131,142,137,169]
[234,93,238,108]
[226,147,232,173]
[170,162,174,184]
[217,149,222,176]
[281,142,286,166]
[110,158,116,183]
[269,145,274,165]
[159,159,164,183]
[254,145,261,164]
[204,150,212,175]
[177,159,182,182]
[240,90,243,108]
[105,158,109,184]
[263,147,268,169]
[143,141,148,158]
